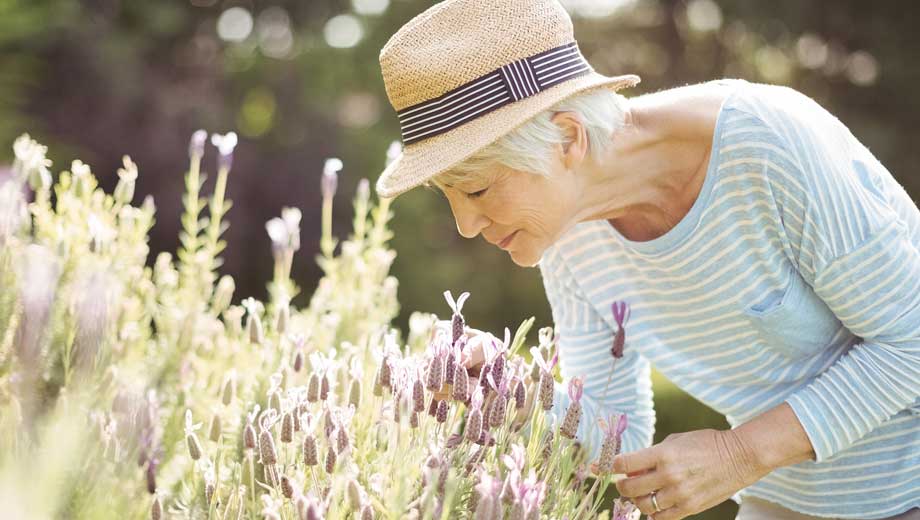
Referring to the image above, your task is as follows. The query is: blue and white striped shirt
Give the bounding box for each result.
[539,79,919,518]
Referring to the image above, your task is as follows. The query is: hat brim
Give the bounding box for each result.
[375,72,640,199]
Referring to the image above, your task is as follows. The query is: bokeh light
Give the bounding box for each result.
[846,51,879,86]
[686,0,723,33]
[796,33,829,70]
[559,0,636,19]
[324,14,364,49]
[352,0,390,17]
[257,7,294,59]
[217,7,253,43]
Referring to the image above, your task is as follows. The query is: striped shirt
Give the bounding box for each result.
[538,79,920,518]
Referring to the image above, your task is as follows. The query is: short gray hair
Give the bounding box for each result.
[429,88,628,189]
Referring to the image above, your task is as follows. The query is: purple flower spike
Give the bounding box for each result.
[616,412,628,436]
[610,300,630,360]
[611,301,630,327]
[567,377,584,404]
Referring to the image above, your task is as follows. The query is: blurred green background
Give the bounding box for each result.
[2,1,917,517]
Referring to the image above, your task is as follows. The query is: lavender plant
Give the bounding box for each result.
[0,134,637,519]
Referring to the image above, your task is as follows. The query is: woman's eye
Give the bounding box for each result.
[467,188,488,199]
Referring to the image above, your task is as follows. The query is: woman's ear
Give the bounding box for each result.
[550,111,588,171]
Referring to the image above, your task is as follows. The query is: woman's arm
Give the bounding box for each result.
[733,402,815,471]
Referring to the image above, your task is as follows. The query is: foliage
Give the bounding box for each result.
[0,134,637,519]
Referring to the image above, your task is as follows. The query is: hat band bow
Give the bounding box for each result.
[396,41,592,145]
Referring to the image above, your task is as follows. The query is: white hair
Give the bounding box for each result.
[429,88,628,189]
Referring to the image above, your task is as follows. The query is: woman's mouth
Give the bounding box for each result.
[498,230,519,250]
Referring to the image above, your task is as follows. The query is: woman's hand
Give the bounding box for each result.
[603,428,770,520]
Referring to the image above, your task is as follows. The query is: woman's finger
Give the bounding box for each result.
[615,470,668,499]
[613,447,659,475]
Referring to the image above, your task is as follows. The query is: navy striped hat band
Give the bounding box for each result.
[397,41,592,145]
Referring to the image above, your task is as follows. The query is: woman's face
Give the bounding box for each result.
[440,161,579,267]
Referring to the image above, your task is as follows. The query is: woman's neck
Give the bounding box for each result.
[575,84,728,241]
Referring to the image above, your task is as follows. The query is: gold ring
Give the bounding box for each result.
[651,491,662,513]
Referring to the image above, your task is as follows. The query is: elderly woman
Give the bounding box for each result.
[375,1,920,519]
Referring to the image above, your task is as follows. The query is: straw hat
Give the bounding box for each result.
[375,0,640,199]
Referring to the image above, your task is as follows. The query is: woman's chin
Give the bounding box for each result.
[508,244,542,268]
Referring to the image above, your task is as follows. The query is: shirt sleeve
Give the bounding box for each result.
[538,248,656,462]
[748,91,920,463]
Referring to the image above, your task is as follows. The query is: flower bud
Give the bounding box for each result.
[303,434,318,466]
[208,413,222,442]
[465,410,482,442]
[452,363,469,402]
[212,275,235,316]
[539,372,554,411]
[221,374,236,405]
[321,158,342,200]
[244,423,257,450]
[489,395,506,428]
[436,401,448,423]
[281,475,295,499]
[189,129,207,158]
[187,433,203,460]
[412,378,425,413]
[307,373,320,402]
[324,445,337,474]
[561,401,582,439]
[151,495,163,520]
[260,430,277,465]
[320,374,330,401]
[349,378,361,408]
[281,413,293,443]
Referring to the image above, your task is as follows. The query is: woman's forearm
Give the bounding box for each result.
[732,402,816,473]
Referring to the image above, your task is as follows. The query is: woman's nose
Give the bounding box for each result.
[451,201,491,239]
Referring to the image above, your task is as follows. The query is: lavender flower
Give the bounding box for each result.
[603,300,631,398]
[487,370,510,428]
[412,376,425,413]
[208,413,222,442]
[612,498,640,520]
[322,158,342,200]
[425,350,445,393]
[221,371,236,406]
[443,290,470,346]
[436,400,448,424]
[530,347,559,411]
[303,433,318,466]
[244,422,257,451]
[260,429,278,466]
[281,413,293,443]
[151,495,162,520]
[473,469,502,520]
[596,413,628,474]
[452,354,469,402]
[184,410,204,461]
[210,131,238,171]
[610,301,630,359]
[560,377,584,439]
[465,387,484,442]
[324,444,337,474]
[189,129,207,158]
[308,373,320,403]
